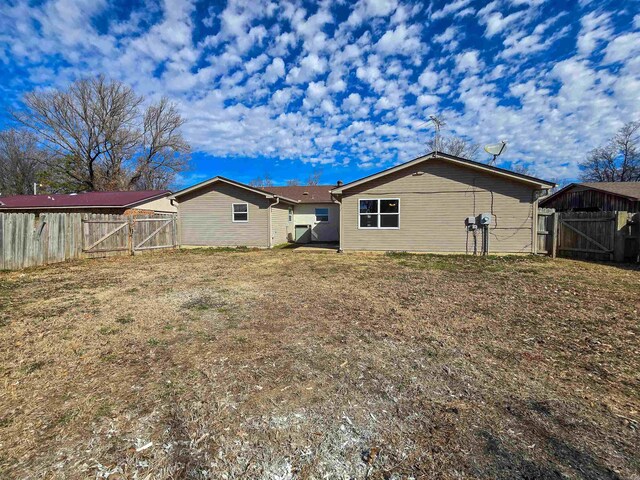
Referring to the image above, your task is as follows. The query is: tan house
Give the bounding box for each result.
[170,177,340,247]
[171,152,554,253]
[330,152,555,254]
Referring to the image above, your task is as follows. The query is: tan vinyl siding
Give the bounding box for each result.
[177,182,270,247]
[135,196,177,213]
[292,203,339,242]
[340,159,537,253]
[271,203,292,245]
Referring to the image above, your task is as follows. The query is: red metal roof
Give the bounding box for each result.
[266,185,335,203]
[0,190,170,209]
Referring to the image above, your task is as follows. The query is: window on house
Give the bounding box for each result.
[232,203,248,222]
[288,207,293,222]
[315,207,329,222]
[359,199,399,229]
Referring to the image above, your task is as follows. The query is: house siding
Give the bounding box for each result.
[177,182,271,247]
[135,196,177,213]
[271,203,293,245]
[293,203,339,242]
[339,159,537,253]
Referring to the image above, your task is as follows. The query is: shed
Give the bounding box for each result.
[539,182,640,212]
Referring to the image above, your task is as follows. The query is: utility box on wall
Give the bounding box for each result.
[479,213,492,225]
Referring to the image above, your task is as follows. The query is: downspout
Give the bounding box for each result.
[332,193,343,253]
[268,196,280,248]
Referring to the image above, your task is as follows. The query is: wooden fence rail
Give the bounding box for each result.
[537,209,639,263]
[1,212,177,271]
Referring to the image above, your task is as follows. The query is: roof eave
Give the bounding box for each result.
[331,152,556,194]
[273,195,299,204]
[170,176,276,200]
[0,205,132,210]
[123,191,172,208]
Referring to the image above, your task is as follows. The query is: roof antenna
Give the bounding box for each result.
[429,115,446,155]
[484,140,507,166]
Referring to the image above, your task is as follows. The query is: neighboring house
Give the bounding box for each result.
[0,190,176,214]
[539,182,640,212]
[330,152,555,253]
[170,177,339,247]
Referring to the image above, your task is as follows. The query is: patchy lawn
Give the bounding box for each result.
[0,249,638,479]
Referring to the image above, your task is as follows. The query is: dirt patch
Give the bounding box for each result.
[0,250,638,479]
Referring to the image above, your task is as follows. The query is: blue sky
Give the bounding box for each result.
[1,0,639,188]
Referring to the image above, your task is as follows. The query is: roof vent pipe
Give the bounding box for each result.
[336,180,343,187]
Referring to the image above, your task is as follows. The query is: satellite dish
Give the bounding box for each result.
[484,140,507,165]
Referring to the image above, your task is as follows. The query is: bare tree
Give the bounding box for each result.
[512,164,531,175]
[249,173,274,188]
[285,179,301,186]
[12,76,190,192]
[0,129,46,195]
[580,121,640,182]
[132,98,190,189]
[306,168,322,185]
[427,135,480,160]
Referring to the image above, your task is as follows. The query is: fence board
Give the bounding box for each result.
[0,212,177,270]
[536,208,555,255]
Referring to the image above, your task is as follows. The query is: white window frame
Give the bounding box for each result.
[315,207,329,223]
[357,198,400,230]
[232,203,249,223]
[288,207,293,222]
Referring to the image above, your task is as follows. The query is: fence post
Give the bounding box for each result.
[551,212,559,259]
[613,211,628,263]
[128,216,134,256]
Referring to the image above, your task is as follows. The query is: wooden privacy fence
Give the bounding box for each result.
[1,212,177,270]
[537,209,639,262]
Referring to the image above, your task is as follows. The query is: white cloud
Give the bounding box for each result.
[245,53,268,73]
[431,0,472,21]
[577,11,613,56]
[285,53,327,84]
[342,93,362,110]
[433,25,461,51]
[482,11,526,38]
[454,50,483,73]
[264,57,285,83]
[348,0,398,25]
[603,32,640,64]
[0,0,638,182]
[417,94,439,107]
[376,24,423,57]
[306,81,328,103]
[418,69,438,89]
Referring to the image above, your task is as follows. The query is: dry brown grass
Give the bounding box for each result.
[0,249,638,479]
